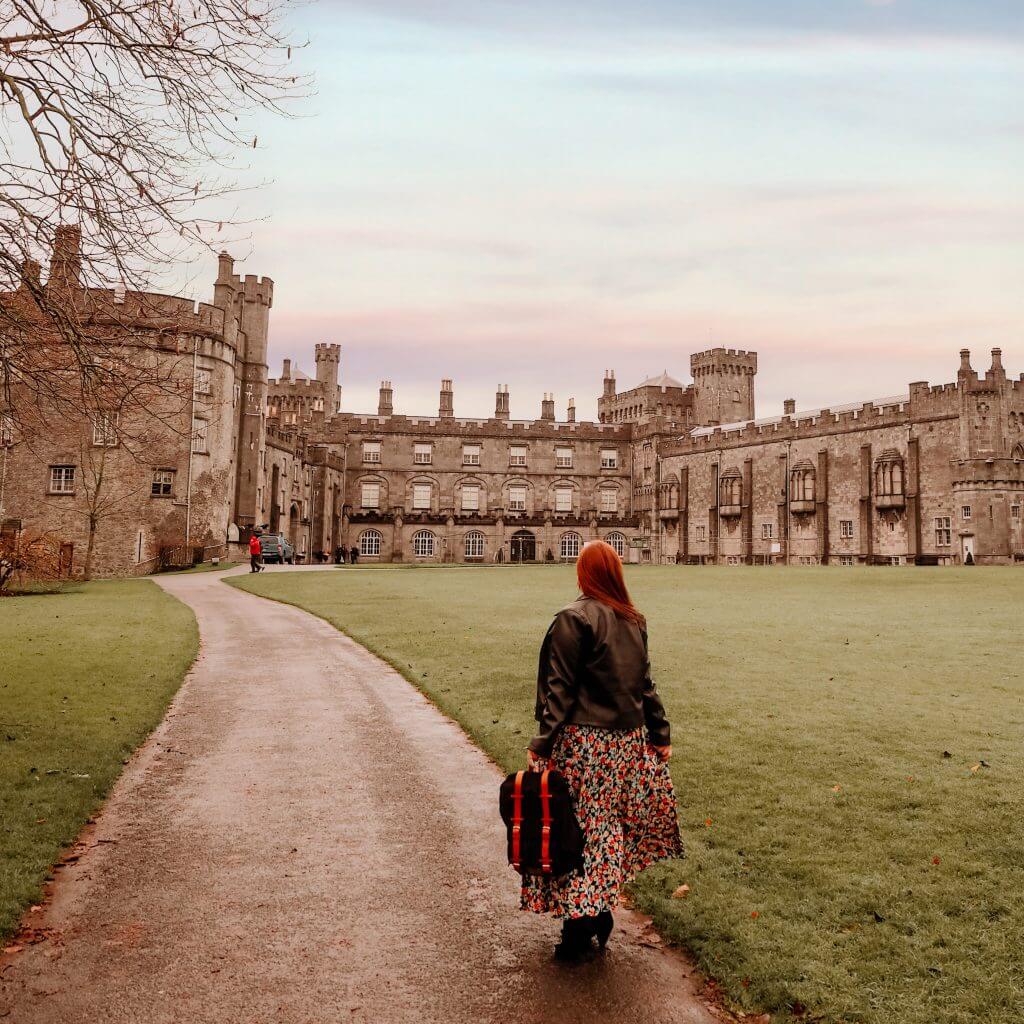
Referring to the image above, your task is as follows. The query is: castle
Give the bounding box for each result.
[2,237,1022,574]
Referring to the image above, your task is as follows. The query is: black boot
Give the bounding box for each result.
[594,911,614,950]
[554,917,595,963]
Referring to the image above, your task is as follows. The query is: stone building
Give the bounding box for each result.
[4,234,1020,574]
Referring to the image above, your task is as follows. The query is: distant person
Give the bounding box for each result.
[350,546,359,565]
[248,531,263,574]
[335,545,346,565]
[522,540,681,962]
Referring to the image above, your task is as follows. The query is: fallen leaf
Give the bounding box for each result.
[932,856,941,866]
[704,818,713,827]
[750,910,760,919]
[671,884,690,900]
[3,945,23,954]
[831,785,842,793]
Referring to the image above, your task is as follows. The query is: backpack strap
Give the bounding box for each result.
[540,770,552,874]
[511,770,525,870]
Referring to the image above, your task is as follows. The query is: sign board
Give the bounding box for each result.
[770,542,781,554]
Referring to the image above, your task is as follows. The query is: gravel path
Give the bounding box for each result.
[0,567,719,1024]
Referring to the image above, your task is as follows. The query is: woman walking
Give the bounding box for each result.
[523,540,682,962]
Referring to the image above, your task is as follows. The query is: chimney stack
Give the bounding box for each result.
[495,384,510,420]
[567,398,576,423]
[603,370,616,398]
[378,380,394,417]
[281,358,292,381]
[48,224,82,291]
[439,379,454,418]
[991,348,1005,375]
[783,398,796,415]
[958,349,974,380]
[541,393,555,421]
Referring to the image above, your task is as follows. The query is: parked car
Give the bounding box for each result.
[259,532,295,565]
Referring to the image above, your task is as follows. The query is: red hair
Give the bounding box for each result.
[576,541,645,628]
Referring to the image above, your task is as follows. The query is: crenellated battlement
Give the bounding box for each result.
[690,347,758,376]
[328,412,633,443]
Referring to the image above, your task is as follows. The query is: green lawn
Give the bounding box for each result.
[231,565,1024,1024]
[0,580,197,941]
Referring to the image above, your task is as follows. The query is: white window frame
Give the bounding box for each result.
[49,465,75,494]
[961,505,972,520]
[560,532,582,560]
[600,488,617,514]
[555,447,573,469]
[600,449,618,470]
[461,484,480,512]
[360,482,381,509]
[152,469,174,497]
[414,443,433,465]
[93,411,119,447]
[508,485,527,512]
[696,525,707,542]
[462,444,481,466]
[0,414,13,447]
[413,530,435,557]
[413,483,432,510]
[360,529,382,556]
[1012,505,1021,520]
[194,367,212,396]
[509,445,527,467]
[464,532,485,559]
[935,516,952,547]
[362,441,381,464]
[606,532,626,557]
[761,522,773,540]
[840,520,855,539]
[555,486,573,513]
[191,419,208,454]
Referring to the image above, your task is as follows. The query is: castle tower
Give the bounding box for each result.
[958,348,1009,459]
[541,393,555,421]
[378,380,394,417]
[439,379,454,418]
[495,385,510,420]
[315,343,342,414]
[690,348,758,427]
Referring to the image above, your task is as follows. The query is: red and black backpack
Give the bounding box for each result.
[499,769,584,879]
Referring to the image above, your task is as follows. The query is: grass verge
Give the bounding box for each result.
[229,565,1023,1024]
[0,579,198,941]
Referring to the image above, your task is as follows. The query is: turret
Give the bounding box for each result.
[315,342,342,413]
[495,385,510,420]
[541,393,555,421]
[378,380,394,417]
[690,348,758,426]
[439,379,454,418]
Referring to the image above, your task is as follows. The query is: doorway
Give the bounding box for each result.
[961,535,975,565]
[510,530,536,563]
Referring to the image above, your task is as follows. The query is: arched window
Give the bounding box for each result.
[412,530,435,557]
[560,532,582,560]
[464,531,485,559]
[1013,442,1024,461]
[606,532,626,558]
[790,461,816,505]
[359,529,382,557]
[875,451,905,496]
[719,470,742,508]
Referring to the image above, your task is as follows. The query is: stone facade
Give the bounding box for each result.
[4,235,1021,574]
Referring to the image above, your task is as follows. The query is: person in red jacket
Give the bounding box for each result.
[248,531,263,573]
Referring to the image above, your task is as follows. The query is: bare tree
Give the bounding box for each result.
[0,0,307,438]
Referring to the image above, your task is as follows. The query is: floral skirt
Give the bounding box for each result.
[520,725,683,919]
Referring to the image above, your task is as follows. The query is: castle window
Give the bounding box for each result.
[761,523,773,540]
[600,488,617,514]
[461,484,480,512]
[194,367,212,395]
[191,419,208,454]
[359,529,382,557]
[412,530,435,557]
[48,465,75,494]
[606,532,626,557]
[462,444,481,466]
[839,556,855,566]
[840,520,854,539]
[93,412,119,447]
[233,383,241,407]
[600,448,618,469]
[556,447,574,469]
[362,441,381,463]
[555,486,573,513]
[874,450,905,510]
[1013,443,1024,461]
[935,517,952,546]
[508,485,527,512]
[1012,505,1020,519]
[696,525,707,542]
[509,445,527,467]
[413,483,432,510]
[0,415,13,447]
[961,505,972,520]
[464,532,485,559]
[719,470,742,511]
[414,443,433,465]
[789,462,815,505]
[151,470,175,497]
[360,482,380,509]
[560,532,582,560]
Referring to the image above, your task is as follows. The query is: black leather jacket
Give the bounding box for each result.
[529,596,671,757]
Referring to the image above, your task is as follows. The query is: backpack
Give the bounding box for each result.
[499,769,584,879]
